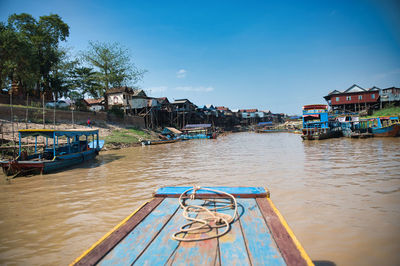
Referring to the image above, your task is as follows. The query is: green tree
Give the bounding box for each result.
[81,41,146,108]
[0,20,39,94]
[49,48,77,100]
[70,66,101,98]
[2,13,69,99]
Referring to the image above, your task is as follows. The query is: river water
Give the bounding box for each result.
[0,132,399,265]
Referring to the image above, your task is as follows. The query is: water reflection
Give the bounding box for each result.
[0,133,399,265]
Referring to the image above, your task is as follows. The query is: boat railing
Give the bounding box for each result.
[302,127,329,135]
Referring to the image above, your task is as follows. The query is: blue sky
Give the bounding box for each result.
[1,0,400,114]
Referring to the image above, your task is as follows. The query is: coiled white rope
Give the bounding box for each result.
[172,186,238,242]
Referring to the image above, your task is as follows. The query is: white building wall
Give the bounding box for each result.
[108,94,124,105]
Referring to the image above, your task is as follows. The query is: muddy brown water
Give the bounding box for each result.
[0,132,399,265]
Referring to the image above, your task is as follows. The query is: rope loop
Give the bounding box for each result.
[172,186,238,242]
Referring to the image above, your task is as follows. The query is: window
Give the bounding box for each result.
[358,95,362,100]
[123,94,126,99]
[336,97,339,102]
[346,96,351,101]
[371,94,375,99]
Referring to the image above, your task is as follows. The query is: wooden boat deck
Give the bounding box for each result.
[72,187,313,266]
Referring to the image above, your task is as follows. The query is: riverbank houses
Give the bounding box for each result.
[324,84,400,113]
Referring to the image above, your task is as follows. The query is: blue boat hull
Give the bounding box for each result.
[43,149,97,173]
[371,124,400,137]
[1,149,98,176]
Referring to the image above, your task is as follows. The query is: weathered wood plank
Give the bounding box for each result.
[133,199,203,265]
[155,187,269,198]
[98,198,179,265]
[256,197,311,266]
[167,199,219,266]
[74,198,163,266]
[217,199,251,266]
[238,198,285,266]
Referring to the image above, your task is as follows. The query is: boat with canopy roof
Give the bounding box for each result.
[1,129,104,177]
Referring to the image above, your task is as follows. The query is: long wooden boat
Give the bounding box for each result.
[255,122,288,133]
[1,129,103,177]
[372,123,400,137]
[72,186,313,266]
[141,139,180,145]
[359,117,400,137]
[181,124,217,139]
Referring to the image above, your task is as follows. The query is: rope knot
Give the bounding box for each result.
[172,186,238,242]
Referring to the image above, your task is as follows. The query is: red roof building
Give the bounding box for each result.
[239,109,258,113]
[84,98,105,111]
[323,84,380,112]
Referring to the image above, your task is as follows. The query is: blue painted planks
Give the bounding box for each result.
[167,199,219,266]
[99,198,179,265]
[155,187,266,196]
[217,199,251,266]
[134,199,205,265]
[238,199,285,266]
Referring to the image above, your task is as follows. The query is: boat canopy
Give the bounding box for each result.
[183,124,212,129]
[18,129,99,138]
[302,104,328,110]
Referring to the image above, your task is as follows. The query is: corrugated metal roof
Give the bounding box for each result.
[303,104,328,110]
[239,109,258,113]
[84,98,104,105]
[172,99,191,104]
[164,127,182,134]
[132,89,147,97]
[216,106,229,111]
[183,124,212,129]
[344,84,365,93]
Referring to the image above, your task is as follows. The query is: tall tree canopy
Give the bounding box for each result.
[0,13,69,99]
[81,41,146,99]
[69,66,101,98]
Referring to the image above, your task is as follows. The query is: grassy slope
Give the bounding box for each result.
[104,127,151,144]
[371,106,400,117]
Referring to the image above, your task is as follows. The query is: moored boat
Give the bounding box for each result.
[142,127,182,145]
[141,138,180,145]
[1,129,103,177]
[301,104,341,140]
[180,124,217,139]
[359,117,400,137]
[71,186,313,266]
[372,117,399,137]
